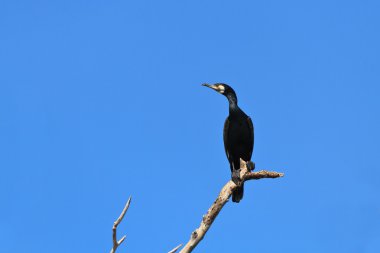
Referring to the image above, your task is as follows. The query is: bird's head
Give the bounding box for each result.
[202,83,238,105]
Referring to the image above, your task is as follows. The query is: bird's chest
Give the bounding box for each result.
[226,119,248,145]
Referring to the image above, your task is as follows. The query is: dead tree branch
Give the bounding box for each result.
[177,159,284,253]
[168,244,183,253]
[110,197,132,253]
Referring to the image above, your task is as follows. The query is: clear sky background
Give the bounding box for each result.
[1,1,379,252]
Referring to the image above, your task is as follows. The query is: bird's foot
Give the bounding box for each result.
[231,170,242,186]
[247,161,255,172]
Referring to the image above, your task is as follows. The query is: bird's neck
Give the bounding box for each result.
[226,93,238,107]
[227,93,239,114]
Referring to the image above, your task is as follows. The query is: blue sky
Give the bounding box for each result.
[1,0,379,252]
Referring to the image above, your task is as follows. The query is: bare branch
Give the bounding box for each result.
[168,244,183,253]
[110,197,132,253]
[178,160,284,253]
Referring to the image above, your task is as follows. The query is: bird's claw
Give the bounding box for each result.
[247,161,255,172]
[231,170,242,186]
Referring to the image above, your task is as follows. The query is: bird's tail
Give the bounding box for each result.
[232,182,244,203]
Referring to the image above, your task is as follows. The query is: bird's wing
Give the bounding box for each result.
[223,117,230,160]
[247,116,254,158]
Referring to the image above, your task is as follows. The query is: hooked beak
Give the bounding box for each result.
[202,83,226,94]
[202,83,217,90]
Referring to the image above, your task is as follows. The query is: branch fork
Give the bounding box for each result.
[110,197,131,253]
[173,159,284,253]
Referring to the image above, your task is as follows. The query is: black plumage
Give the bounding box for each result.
[203,83,254,203]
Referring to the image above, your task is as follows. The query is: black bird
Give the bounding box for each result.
[203,83,254,203]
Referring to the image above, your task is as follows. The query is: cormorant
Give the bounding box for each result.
[203,83,254,203]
